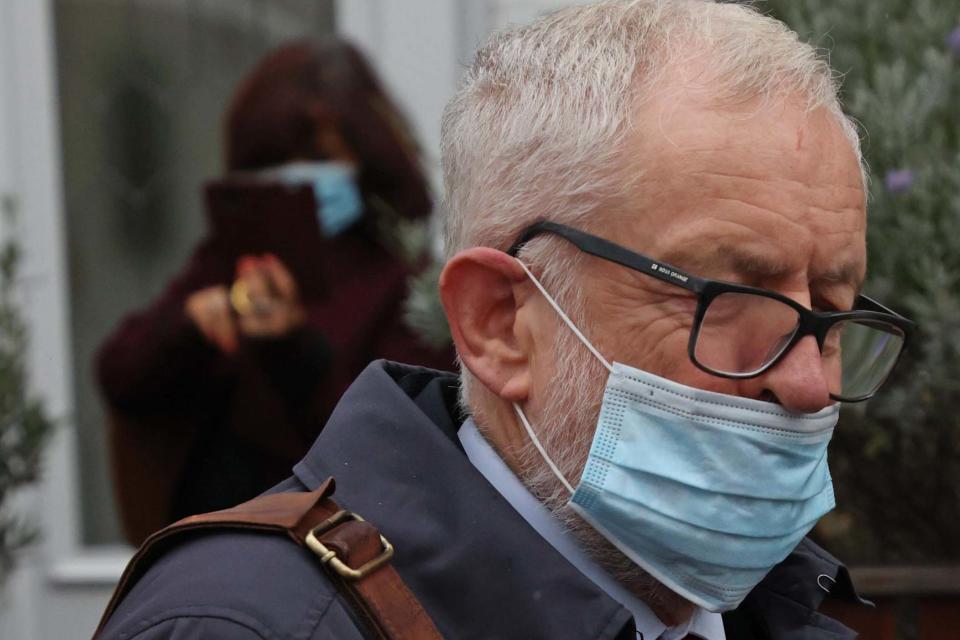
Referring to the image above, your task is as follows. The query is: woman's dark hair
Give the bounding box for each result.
[225,38,431,219]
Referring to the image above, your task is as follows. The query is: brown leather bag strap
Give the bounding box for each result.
[94,478,442,640]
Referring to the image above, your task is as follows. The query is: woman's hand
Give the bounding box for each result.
[185,285,237,353]
[231,254,306,339]
[184,255,305,353]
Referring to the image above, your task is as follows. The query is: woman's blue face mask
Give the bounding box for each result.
[264,161,363,237]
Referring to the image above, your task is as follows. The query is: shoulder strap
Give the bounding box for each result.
[94,478,442,640]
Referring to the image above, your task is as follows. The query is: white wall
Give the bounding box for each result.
[336,0,488,191]
[336,0,595,193]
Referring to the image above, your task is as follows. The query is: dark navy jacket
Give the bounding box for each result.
[98,361,868,639]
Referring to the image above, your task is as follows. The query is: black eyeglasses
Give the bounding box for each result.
[507,221,916,402]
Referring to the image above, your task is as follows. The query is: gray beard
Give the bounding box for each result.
[510,320,689,617]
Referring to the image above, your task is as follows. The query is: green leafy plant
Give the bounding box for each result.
[0,235,55,584]
[404,261,452,351]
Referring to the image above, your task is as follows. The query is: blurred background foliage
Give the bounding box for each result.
[764,0,960,565]
[0,230,55,586]
[406,0,960,565]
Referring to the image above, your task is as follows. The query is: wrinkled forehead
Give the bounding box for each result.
[604,91,867,284]
[629,88,864,198]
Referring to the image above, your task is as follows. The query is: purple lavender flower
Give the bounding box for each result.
[884,168,914,193]
[948,26,960,56]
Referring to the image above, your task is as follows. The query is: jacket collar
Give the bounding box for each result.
[294,361,634,640]
[723,538,869,640]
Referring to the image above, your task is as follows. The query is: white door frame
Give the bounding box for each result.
[0,0,124,637]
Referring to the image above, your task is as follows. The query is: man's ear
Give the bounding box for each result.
[439,248,531,402]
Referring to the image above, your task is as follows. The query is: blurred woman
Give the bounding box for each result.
[97,38,452,544]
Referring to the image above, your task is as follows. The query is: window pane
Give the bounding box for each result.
[54,0,335,545]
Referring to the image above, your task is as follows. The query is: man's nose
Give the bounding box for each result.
[745,335,833,413]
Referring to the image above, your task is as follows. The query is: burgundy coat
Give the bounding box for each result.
[96,182,454,543]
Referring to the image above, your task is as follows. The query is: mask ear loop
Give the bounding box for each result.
[511,259,614,496]
[512,404,576,495]
[514,259,613,373]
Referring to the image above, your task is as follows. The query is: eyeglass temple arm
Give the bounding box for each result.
[856,294,916,326]
[506,221,705,293]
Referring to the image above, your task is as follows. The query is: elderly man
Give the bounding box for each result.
[96,2,913,639]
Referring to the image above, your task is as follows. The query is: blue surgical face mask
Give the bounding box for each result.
[264,161,363,237]
[513,260,839,613]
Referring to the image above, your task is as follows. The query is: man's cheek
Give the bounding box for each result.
[618,322,689,375]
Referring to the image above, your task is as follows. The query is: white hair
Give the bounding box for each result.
[441,0,863,409]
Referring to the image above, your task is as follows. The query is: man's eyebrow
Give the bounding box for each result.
[657,244,792,280]
[810,262,865,295]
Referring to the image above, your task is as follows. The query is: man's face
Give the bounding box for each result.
[507,91,867,606]
[535,93,866,415]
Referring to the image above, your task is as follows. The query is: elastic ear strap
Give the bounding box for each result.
[514,259,613,373]
[512,403,575,495]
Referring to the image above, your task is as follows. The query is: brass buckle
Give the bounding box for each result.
[304,510,394,580]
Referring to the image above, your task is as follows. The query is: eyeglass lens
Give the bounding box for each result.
[693,292,905,399]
